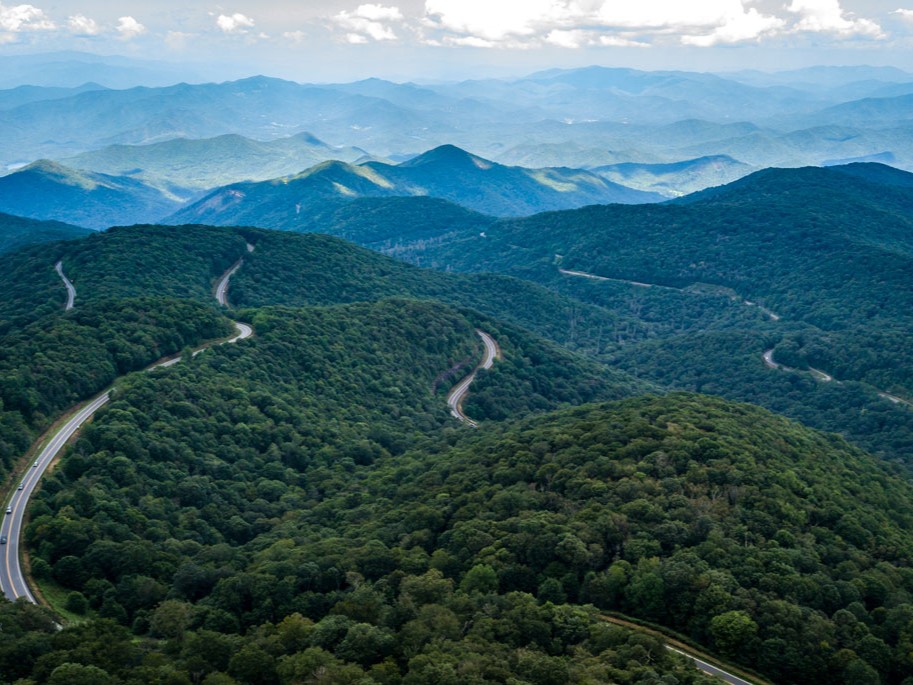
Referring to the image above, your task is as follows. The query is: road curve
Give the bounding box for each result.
[55,261,76,311]
[446,330,499,428]
[0,320,253,603]
[215,260,242,307]
[215,244,255,308]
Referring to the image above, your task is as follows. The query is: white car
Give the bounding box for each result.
[5,506,10,514]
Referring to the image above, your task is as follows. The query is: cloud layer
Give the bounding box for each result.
[417,0,886,48]
[0,1,901,53]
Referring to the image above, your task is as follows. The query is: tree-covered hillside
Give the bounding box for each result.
[23,383,913,684]
[329,164,913,463]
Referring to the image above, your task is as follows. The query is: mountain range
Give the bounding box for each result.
[1,64,912,195]
[166,144,662,226]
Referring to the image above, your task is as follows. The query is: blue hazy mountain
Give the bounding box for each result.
[166,144,662,226]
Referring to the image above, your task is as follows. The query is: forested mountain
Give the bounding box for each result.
[0,203,912,684]
[591,156,754,197]
[166,145,661,226]
[291,163,913,463]
[0,160,183,229]
[61,132,369,193]
[0,212,91,255]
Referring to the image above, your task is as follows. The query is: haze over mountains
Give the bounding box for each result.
[0,61,911,198]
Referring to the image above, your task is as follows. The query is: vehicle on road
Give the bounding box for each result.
[17,484,23,490]
[0,536,6,544]
[5,506,10,514]
[33,461,38,467]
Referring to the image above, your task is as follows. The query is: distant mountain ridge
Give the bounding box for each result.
[2,63,913,185]
[0,212,91,254]
[60,132,369,192]
[0,160,182,230]
[166,144,663,226]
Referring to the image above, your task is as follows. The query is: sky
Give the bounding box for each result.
[1,1,913,81]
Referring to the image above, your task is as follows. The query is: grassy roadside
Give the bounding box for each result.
[600,612,774,685]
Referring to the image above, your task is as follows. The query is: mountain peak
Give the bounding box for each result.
[399,145,494,170]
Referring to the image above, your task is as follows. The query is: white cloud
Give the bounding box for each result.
[894,8,913,21]
[544,29,650,49]
[283,30,307,43]
[217,12,255,34]
[0,3,54,32]
[355,4,403,22]
[116,16,145,40]
[682,7,785,46]
[334,4,402,42]
[422,0,787,48]
[788,0,884,38]
[67,14,99,36]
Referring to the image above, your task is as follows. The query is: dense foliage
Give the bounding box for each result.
[23,378,913,684]
[323,165,913,463]
[0,297,231,480]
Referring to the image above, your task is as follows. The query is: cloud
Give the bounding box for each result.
[788,0,884,38]
[217,12,255,34]
[894,8,913,21]
[0,3,54,32]
[116,16,145,40]
[682,7,785,46]
[422,0,787,48]
[67,14,99,36]
[334,4,402,42]
[355,4,403,22]
[544,29,649,49]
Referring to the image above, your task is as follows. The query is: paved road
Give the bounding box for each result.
[446,330,499,428]
[1,292,250,608]
[215,244,255,308]
[666,646,756,685]
[215,260,243,307]
[55,261,76,311]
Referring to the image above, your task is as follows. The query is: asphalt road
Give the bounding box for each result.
[215,244,254,307]
[666,646,756,685]
[55,261,76,311]
[215,260,243,307]
[446,330,499,428]
[1,312,250,604]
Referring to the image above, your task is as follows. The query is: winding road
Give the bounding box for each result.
[1,256,254,603]
[55,261,76,311]
[446,330,500,428]
[560,266,911,406]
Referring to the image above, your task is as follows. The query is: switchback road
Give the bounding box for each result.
[447,330,499,428]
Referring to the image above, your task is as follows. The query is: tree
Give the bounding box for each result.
[710,610,759,656]
[459,564,498,595]
[47,663,115,685]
